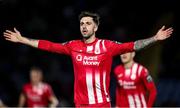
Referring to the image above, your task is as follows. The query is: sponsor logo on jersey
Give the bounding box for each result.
[118,80,136,89]
[76,54,83,61]
[76,55,100,66]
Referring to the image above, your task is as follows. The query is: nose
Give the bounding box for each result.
[82,26,87,30]
[82,24,86,28]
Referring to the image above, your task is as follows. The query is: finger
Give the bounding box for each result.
[5,37,11,39]
[4,35,11,39]
[5,38,12,41]
[166,28,173,32]
[160,25,165,30]
[162,34,171,39]
[4,35,11,38]
[166,35,171,38]
[5,30,14,34]
[165,27,173,31]
[166,32,173,36]
[167,32,173,35]
[3,32,12,36]
[14,27,19,33]
[166,30,173,34]
[3,33,11,37]
[168,30,173,33]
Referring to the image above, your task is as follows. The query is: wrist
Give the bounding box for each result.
[153,35,158,41]
[19,36,28,44]
[19,36,25,43]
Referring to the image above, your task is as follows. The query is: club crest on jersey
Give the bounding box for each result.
[87,46,93,53]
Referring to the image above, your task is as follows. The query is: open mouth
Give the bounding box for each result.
[82,30,88,34]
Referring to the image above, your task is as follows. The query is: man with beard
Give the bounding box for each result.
[4,11,173,107]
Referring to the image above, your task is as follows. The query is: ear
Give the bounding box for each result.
[132,52,135,58]
[94,24,98,32]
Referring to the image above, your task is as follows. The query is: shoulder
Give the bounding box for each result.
[24,83,30,87]
[43,83,50,86]
[43,83,52,90]
[101,39,122,44]
[136,63,147,70]
[139,63,148,73]
[99,39,123,50]
[63,40,83,48]
[137,63,149,76]
[114,65,124,73]
[23,83,31,90]
[62,40,82,45]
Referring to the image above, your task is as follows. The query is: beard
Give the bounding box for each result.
[82,31,94,39]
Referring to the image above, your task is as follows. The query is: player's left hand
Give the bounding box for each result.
[154,26,173,41]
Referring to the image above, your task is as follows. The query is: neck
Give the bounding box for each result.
[124,60,134,69]
[83,34,96,44]
[32,82,41,86]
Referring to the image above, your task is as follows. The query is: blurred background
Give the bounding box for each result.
[0,0,179,107]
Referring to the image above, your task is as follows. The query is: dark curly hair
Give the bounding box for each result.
[79,11,100,26]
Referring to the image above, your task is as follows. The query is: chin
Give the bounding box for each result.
[122,61,128,64]
[83,35,91,39]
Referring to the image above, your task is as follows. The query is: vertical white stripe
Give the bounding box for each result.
[102,40,107,52]
[103,71,110,102]
[86,73,95,104]
[131,63,138,80]
[135,94,141,108]
[138,66,143,76]
[95,40,101,54]
[95,72,103,103]
[128,94,135,108]
[141,93,147,108]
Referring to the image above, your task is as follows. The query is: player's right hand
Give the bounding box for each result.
[3,28,24,43]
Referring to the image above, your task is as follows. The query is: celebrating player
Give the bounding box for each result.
[4,11,173,107]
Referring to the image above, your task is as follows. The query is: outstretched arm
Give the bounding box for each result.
[134,26,173,51]
[3,28,38,48]
[3,28,71,55]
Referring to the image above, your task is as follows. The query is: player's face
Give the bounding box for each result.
[120,52,134,64]
[80,17,98,39]
[30,70,42,84]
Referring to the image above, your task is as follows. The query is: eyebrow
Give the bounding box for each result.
[80,21,92,24]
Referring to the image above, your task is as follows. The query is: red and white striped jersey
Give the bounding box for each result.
[38,38,134,106]
[22,83,54,107]
[114,62,157,108]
